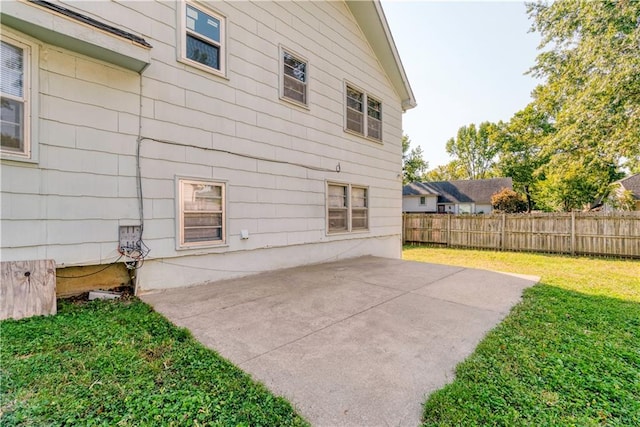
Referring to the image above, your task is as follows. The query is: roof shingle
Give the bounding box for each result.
[402,178,513,204]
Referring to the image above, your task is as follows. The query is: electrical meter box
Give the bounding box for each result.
[119,225,142,250]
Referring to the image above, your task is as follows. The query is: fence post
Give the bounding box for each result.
[447,214,451,247]
[571,211,576,256]
[501,213,506,251]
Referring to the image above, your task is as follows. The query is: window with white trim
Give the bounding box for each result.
[327,183,369,233]
[179,179,225,247]
[281,48,307,106]
[1,34,35,160]
[181,1,225,75]
[345,84,382,141]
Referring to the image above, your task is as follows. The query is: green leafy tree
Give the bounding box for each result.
[445,122,499,180]
[534,163,608,212]
[605,187,636,211]
[494,103,555,211]
[491,188,528,213]
[527,0,640,174]
[402,134,429,184]
[424,161,467,182]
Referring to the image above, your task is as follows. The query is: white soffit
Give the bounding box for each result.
[346,0,417,111]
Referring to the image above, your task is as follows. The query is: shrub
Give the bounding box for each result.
[491,188,528,213]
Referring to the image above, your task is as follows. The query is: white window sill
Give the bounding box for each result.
[176,242,229,252]
[326,229,370,237]
[344,128,383,144]
[1,152,39,165]
[280,96,310,111]
[178,57,228,80]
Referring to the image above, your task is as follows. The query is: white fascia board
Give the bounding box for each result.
[346,0,417,111]
[1,1,151,72]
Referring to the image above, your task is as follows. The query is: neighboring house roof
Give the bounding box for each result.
[403,178,513,204]
[616,173,640,200]
[346,1,417,111]
[402,182,440,196]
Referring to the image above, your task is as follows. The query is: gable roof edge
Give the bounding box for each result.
[346,0,417,111]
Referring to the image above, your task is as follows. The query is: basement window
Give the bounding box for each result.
[327,183,369,234]
[178,178,225,247]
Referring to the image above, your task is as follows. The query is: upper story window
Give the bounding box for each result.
[178,178,226,248]
[345,84,382,142]
[281,48,308,106]
[181,1,225,76]
[1,31,37,162]
[367,97,382,140]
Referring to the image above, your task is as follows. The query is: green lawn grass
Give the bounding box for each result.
[1,299,308,426]
[403,246,640,426]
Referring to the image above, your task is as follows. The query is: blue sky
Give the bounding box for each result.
[381,1,542,169]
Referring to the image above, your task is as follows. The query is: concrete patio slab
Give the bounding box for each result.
[141,256,539,427]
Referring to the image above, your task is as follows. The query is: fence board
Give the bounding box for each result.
[403,212,640,258]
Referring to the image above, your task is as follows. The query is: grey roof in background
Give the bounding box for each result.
[402,182,440,196]
[617,173,640,199]
[402,178,513,204]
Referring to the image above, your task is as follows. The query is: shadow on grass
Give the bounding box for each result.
[422,283,640,426]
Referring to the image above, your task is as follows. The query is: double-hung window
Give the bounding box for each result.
[345,84,382,141]
[281,48,308,106]
[327,183,369,234]
[1,34,35,160]
[178,179,225,247]
[182,1,225,75]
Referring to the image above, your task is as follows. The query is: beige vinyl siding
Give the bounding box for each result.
[0,0,406,291]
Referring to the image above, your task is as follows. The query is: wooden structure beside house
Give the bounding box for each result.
[1,0,416,293]
[402,178,512,215]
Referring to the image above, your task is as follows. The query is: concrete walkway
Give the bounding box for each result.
[141,256,538,427]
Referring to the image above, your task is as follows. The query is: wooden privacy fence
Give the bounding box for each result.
[403,212,640,258]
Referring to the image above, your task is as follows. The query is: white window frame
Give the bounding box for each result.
[1,29,39,163]
[344,82,382,142]
[419,196,426,205]
[178,0,226,77]
[327,182,369,234]
[177,177,226,249]
[279,46,309,108]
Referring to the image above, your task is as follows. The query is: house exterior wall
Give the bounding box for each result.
[475,203,493,214]
[402,195,437,213]
[0,1,407,291]
[434,203,492,215]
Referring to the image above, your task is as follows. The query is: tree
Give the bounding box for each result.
[534,163,607,212]
[402,134,429,184]
[527,0,640,174]
[445,122,499,180]
[605,187,636,211]
[491,188,528,213]
[493,103,554,211]
[424,161,467,182]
